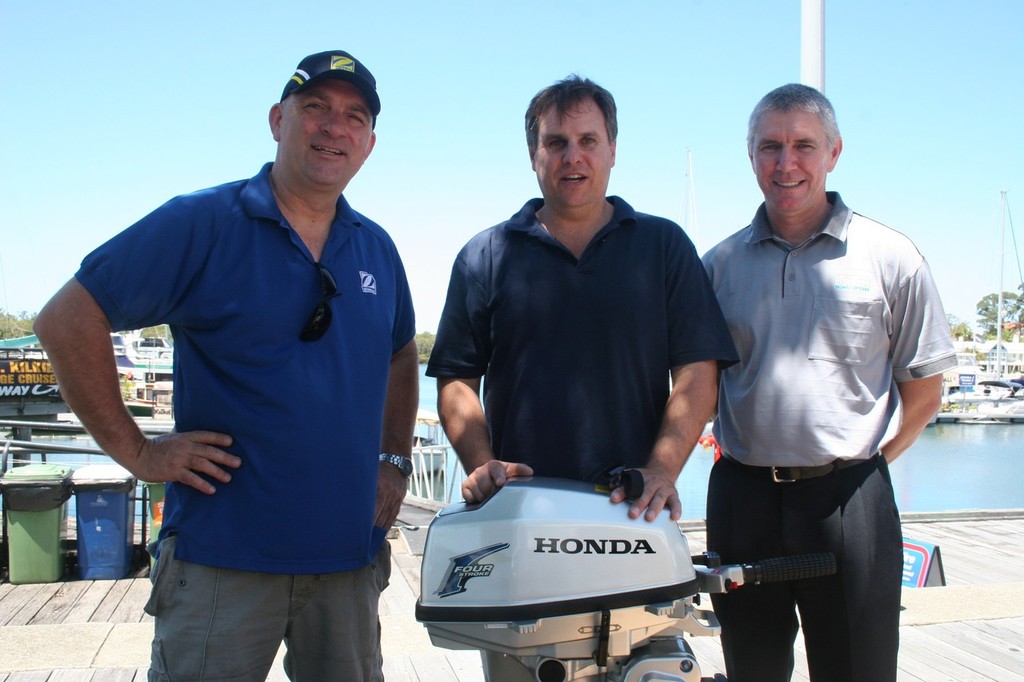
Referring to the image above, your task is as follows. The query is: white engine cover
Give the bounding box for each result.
[416,477,698,624]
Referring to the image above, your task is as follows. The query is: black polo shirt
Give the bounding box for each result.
[428,196,737,481]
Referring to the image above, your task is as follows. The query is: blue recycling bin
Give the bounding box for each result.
[71,464,136,580]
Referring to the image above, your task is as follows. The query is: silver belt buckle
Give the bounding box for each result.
[771,466,797,483]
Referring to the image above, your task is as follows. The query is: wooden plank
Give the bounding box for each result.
[0,583,46,625]
[88,669,145,682]
[88,581,131,623]
[681,635,726,677]
[3,673,53,682]
[900,623,1023,681]
[63,582,115,624]
[24,581,91,625]
[382,655,419,681]
[48,670,95,681]
[6,583,61,626]
[444,652,487,682]
[392,551,424,594]
[409,653,471,682]
[790,632,810,681]
[928,620,1024,677]
[381,555,418,618]
[971,616,1024,641]
[899,628,974,680]
[108,580,151,624]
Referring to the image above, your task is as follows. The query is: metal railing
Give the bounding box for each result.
[408,445,464,506]
[2,416,463,505]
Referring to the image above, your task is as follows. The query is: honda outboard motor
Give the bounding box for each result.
[415,477,834,681]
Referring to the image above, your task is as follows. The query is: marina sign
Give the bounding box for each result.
[902,537,946,588]
[0,349,63,404]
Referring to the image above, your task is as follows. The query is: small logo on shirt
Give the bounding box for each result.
[359,271,377,295]
[833,274,871,294]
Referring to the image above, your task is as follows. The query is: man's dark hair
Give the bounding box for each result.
[525,75,618,154]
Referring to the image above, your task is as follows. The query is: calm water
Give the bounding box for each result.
[417,365,1024,519]
[12,368,1021,522]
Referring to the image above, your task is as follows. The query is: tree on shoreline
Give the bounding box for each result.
[0,310,36,340]
[415,331,435,363]
[976,285,1023,340]
[948,315,972,342]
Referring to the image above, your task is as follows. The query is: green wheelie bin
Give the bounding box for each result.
[1,464,72,584]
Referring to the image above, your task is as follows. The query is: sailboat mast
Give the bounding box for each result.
[681,149,698,246]
[996,190,1007,377]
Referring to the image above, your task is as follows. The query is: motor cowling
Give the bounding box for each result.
[417,477,698,622]
[415,477,703,671]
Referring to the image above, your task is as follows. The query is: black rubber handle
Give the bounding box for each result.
[619,469,645,500]
[741,552,836,584]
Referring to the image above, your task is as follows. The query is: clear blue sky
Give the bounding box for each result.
[2,1,1021,333]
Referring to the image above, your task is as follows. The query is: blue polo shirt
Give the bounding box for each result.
[77,163,415,573]
[428,197,737,481]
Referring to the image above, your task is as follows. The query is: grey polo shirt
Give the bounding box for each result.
[702,193,956,467]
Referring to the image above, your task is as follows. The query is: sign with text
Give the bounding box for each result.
[902,537,946,588]
[0,352,61,402]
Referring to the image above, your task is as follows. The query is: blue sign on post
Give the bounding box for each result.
[959,373,976,387]
[902,537,946,588]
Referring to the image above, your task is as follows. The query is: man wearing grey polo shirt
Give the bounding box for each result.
[702,83,956,681]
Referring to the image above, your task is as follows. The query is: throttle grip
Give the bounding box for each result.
[741,552,836,584]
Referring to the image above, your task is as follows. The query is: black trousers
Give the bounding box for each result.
[707,455,903,682]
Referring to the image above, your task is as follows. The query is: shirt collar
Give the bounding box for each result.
[506,195,638,235]
[747,191,852,246]
[241,162,363,229]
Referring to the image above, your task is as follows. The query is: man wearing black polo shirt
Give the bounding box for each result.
[427,75,736,530]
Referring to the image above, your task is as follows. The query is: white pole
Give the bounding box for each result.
[996,190,1007,377]
[682,150,699,246]
[801,0,825,92]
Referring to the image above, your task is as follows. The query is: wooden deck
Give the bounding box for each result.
[1,510,1023,681]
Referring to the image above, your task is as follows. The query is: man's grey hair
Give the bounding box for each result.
[747,83,840,152]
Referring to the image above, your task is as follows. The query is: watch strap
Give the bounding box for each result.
[379,452,413,477]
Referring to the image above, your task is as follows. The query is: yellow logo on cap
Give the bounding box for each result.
[330,56,356,73]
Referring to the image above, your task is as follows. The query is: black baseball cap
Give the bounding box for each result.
[280,50,380,117]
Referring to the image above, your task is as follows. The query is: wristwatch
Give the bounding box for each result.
[379,453,413,478]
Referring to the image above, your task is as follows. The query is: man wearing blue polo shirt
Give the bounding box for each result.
[702,83,957,681]
[34,50,418,681]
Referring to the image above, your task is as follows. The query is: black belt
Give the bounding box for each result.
[723,453,877,483]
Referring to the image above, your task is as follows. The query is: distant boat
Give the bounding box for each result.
[941,354,994,406]
[0,334,40,349]
[124,381,174,420]
[113,332,174,418]
[412,409,447,474]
